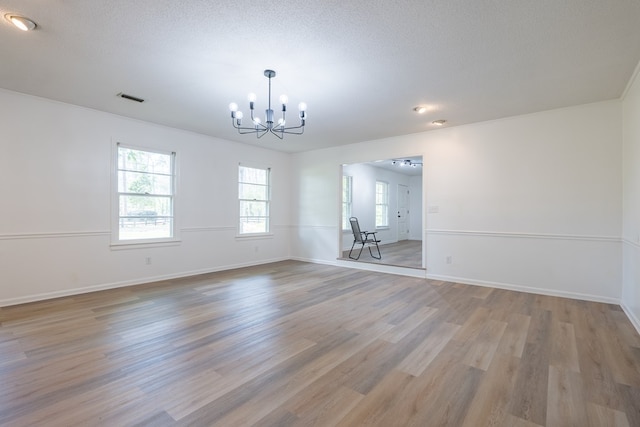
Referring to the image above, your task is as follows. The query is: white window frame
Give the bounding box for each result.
[375,180,389,228]
[111,142,179,247]
[342,175,353,231]
[238,164,271,236]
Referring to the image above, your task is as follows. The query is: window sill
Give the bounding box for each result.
[375,227,390,231]
[235,233,274,240]
[110,239,181,250]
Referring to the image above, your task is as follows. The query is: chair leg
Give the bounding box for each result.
[348,241,363,260]
[368,241,381,259]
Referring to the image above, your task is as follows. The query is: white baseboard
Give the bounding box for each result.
[621,302,640,336]
[0,257,289,307]
[288,256,339,266]
[290,256,427,279]
[426,273,620,305]
[335,259,427,278]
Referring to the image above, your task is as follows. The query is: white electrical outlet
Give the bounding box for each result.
[446,256,452,264]
[145,257,152,265]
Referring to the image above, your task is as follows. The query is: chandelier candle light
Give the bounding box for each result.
[229,69,307,139]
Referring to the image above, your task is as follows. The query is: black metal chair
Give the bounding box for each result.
[348,217,381,260]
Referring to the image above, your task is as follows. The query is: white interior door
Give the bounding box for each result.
[397,184,409,240]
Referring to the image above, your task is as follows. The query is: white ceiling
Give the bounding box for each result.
[1,1,639,153]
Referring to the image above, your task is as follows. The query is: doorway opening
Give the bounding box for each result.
[340,156,424,270]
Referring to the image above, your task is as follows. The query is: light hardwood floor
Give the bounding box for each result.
[1,261,639,426]
[341,239,423,269]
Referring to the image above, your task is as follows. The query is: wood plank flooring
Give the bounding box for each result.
[1,260,639,426]
[341,239,423,269]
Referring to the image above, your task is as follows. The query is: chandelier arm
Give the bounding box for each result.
[283,122,304,129]
[237,128,262,135]
[268,128,284,139]
[231,120,261,133]
[280,126,305,135]
[232,121,252,132]
[245,114,268,132]
[280,122,305,133]
[232,121,271,137]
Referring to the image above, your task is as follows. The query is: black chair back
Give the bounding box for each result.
[349,217,364,243]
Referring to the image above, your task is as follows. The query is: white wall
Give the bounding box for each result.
[0,89,291,306]
[622,65,640,332]
[409,175,423,241]
[291,100,623,302]
[0,87,629,311]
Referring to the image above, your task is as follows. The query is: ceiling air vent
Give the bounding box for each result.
[117,92,145,103]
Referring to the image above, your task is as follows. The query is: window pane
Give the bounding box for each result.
[342,202,349,230]
[240,200,267,217]
[375,181,389,227]
[118,147,171,174]
[239,166,268,184]
[119,218,173,240]
[342,175,352,230]
[118,171,172,195]
[342,176,349,201]
[239,217,268,234]
[239,183,268,200]
[119,194,173,240]
[120,195,172,217]
[375,182,386,204]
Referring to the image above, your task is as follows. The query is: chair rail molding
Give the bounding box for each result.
[425,229,620,243]
[0,230,111,240]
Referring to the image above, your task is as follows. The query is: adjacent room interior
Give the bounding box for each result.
[340,156,424,269]
[1,1,640,425]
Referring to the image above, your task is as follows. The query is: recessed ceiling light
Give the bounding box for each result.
[5,14,37,31]
[413,106,427,114]
[432,119,447,126]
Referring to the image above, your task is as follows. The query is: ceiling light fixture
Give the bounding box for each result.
[413,106,427,114]
[392,159,423,168]
[229,69,307,140]
[5,14,37,31]
[432,119,447,126]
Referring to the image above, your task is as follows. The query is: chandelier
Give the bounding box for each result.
[229,69,307,139]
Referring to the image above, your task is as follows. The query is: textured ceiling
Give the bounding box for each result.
[1,0,639,153]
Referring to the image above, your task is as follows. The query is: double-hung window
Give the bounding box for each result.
[238,165,270,234]
[375,180,389,228]
[116,144,175,242]
[342,175,353,230]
